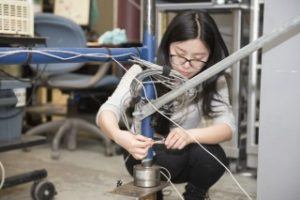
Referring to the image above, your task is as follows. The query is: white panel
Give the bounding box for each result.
[257,0,300,199]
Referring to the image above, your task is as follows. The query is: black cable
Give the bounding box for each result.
[105,47,112,62]
[0,62,48,119]
[24,46,33,66]
[134,47,141,58]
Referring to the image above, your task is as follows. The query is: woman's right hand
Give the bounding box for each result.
[114,130,153,160]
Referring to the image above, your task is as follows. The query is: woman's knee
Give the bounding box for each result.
[188,144,228,171]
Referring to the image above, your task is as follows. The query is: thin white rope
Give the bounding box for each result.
[111,57,253,200]
[0,49,252,199]
[160,166,184,200]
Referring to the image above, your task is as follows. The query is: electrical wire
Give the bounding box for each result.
[0,63,48,119]
[111,57,197,198]
[143,85,254,200]
[0,49,136,62]
[112,57,253,200]
[116,154,131,187]
[0,49,137,119]
[0,49,253,199]
[0,161,5,190]
[160,166,184,200]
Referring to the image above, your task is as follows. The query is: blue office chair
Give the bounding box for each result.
[25,13,119,158]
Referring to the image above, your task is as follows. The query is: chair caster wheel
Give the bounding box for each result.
[31,180,57,200]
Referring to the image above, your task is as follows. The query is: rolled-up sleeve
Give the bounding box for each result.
[211,76,237,135]
[95,64,142,126]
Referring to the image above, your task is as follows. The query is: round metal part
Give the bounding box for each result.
[133,164,161,188]
[31,180,56,200]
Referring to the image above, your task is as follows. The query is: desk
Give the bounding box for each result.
[0,35,46,47]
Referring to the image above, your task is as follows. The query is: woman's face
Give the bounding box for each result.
[169,38,210,79]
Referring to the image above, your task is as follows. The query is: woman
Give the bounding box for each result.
[97,10,235,200]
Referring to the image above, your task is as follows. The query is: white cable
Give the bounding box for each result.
[0,49,136,62]
[160,166,184,200]
[117,154,131,185]
[0,49,252,199]
[0,160,5,190]
[112,58,253,200]
[144,93,253,200]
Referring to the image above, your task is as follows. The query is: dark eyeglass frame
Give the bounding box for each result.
[169,54,207,69]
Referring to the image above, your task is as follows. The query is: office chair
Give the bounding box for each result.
[25,13,119,159]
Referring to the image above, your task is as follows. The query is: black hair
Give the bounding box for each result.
[153,10,230,136]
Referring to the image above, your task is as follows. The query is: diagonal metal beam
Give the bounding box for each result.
[139,15,300,120]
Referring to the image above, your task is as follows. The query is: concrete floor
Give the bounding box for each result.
[0,137,257,200]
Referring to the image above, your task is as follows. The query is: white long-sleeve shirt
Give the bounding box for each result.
[96,64,236,135]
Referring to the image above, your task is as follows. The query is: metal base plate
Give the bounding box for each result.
[110,181,169,199]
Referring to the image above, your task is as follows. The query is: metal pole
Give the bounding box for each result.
[246,0,260,168]
[143,0,156,62]
[139,15,300,120]
[140,0,156,167]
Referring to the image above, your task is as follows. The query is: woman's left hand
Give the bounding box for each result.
[165,127,193,149]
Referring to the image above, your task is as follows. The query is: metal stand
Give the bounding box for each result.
[133,164,161,188]
[113,1,169,198]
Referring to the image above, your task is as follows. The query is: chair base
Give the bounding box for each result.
[24,118,114,159]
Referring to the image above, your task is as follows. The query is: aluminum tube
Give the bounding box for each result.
[246,0,260,158]
[140,15,300,119]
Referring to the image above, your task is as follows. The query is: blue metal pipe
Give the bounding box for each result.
[140,0,156,165]
[0,47,147,64]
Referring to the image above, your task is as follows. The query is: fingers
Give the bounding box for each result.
[130,134,153,160]
[131,149,150,160]
[165,128,189,149]
[165,130,177,148]
[135,134,152,142]
[133,135,153,148]
[131,145,151,160]
[132,153,147,160]
[165,128,181,148]
[134,147,149,155]
[165,133,180,149]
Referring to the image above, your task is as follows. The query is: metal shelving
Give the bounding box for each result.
[156,0,249,11]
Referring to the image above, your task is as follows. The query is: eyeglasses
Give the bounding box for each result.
[170,54,207,69]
